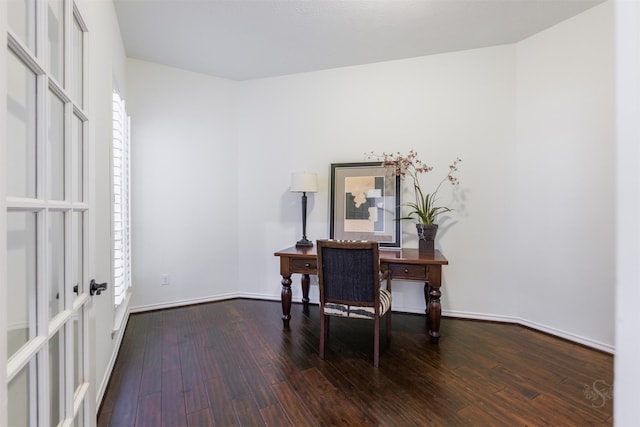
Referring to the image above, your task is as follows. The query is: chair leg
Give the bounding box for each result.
[320,314,326,360]
[373,316,380,368]
[386,309,392,342]
[326,316,330,347]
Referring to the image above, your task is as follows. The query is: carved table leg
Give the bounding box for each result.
[428,285,442,344]
[281,274,292,328]
[301,273,310,314]
[423,283,430,316]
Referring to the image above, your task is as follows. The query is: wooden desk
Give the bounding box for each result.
[274,246,449,343]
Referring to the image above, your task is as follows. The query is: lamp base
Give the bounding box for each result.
[296,238,313,248]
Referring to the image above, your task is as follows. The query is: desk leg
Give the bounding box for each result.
[424,283,430,316]
[301,273,310,314]
[428,284,441,344]
[281,274,292,328]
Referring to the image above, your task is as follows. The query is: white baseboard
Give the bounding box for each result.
[235,292,282,302]
[96,304,131,410]
[129,292,240,313]
[244,295,616,354]
[513,316,614,354]
[440,309,614,354]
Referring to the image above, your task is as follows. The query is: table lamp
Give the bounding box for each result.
[291,172,318,247]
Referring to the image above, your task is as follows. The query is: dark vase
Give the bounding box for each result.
[416,223,438,254]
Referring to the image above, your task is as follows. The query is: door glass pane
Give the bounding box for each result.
[7,50,37,198]
[7,211,37,358]
[48,91,65,200]
[73,309,83,391]
[72,114,83,202]
[8,358,37,427]
[73,211,83,296]
[48,0,65,84]
[49,211,65,319]
[8,0,37,53]
[50,330,65,427]
[71,15,84,107]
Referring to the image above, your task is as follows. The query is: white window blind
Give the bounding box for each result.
[112,92,131,307]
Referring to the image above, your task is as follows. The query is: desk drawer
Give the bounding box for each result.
[388,263,427,281]
[290,258,317,273]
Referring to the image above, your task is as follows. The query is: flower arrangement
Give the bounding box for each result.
[367,150,462,225]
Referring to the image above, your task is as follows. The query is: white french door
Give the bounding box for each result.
[3,0,93,426]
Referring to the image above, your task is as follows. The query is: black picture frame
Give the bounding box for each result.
[330,162,401,248]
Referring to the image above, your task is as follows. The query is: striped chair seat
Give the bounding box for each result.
[324,288,392,319]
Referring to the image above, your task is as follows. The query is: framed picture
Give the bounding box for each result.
[330,162,401,248]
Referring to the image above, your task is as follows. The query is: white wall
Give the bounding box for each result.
[127,59,239,310]
[233,2,615,352]
[127,2,614,353]
[235,46,520,318]
[515,3,614,347]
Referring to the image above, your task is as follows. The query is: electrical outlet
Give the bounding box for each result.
[161,274,170,285]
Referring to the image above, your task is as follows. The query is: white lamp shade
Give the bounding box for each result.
[291,172,318,193]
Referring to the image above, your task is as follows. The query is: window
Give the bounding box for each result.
[112,91,131,307]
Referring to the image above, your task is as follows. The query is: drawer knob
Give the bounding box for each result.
[305,263,311,268]
[404,269,409,274]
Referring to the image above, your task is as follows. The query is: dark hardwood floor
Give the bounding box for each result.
[98,299,613,426]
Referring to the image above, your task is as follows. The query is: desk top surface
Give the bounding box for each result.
[274,245,448,265]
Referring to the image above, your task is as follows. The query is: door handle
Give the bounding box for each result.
[90,279,108,296]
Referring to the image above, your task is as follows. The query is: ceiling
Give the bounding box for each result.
[113,0,605,81]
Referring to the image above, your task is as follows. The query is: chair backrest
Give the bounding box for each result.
[317,240,380,307]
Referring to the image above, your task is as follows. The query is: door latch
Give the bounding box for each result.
[90,279,108,296]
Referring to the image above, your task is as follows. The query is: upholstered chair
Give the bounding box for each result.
[316,239,392,367]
